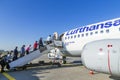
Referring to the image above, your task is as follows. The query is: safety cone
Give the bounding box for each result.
[89,70,94,75]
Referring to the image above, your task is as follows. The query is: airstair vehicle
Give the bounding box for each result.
[47,40,63,64]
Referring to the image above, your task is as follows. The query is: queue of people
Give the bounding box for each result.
[0,37,45,72]
[0,33,59,72]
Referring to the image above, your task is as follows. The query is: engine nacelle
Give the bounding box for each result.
[81,39,120,77]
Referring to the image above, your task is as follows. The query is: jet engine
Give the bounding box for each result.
[81,39,120,77]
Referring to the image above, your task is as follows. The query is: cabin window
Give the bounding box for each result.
[100,30,104,33]
[74,35,76,38]
[68,36,70,39]
[81,34,84,37]
[90,32,93,35]
[95,31,98,34]
[106,29,109,33]
[78,34,80,38]
[86,33,88,36]
[71,36,73,39]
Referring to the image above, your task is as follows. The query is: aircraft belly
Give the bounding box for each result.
[61,50,81,57]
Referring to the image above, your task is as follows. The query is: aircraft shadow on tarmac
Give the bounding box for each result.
[1,61,82,80]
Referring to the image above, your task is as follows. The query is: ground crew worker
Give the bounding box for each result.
[13,46,18,61]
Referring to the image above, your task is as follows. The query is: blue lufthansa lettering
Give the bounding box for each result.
[104,21,112,28]
[113,19,120,26]
[96,23,104,29]
[79,27,89,33]
[79,27,84,33]
[89,25,96,31]
[66,19,120,36]
[73,29,79,34]
[66,31,70,35]
[70,30,75,35]
[84,27,89,32]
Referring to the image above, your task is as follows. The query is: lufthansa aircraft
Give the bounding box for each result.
[56,18,120,78]
[8,18,120,79]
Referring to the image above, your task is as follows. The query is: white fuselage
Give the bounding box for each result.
[61,18,120,57]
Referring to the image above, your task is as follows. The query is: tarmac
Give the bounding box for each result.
[0,54,111,80]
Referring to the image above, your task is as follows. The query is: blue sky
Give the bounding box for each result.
[0,0,120,50]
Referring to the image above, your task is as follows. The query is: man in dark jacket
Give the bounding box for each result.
[13,46,18,61]
[39,37,44,49]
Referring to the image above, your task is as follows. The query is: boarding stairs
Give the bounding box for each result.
[8,40,63,69]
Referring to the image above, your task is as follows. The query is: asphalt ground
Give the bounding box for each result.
[0,54,111,80]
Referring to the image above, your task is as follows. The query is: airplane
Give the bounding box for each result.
[49,17,120,78]
[7,17,120,79]
[61,17,120,57]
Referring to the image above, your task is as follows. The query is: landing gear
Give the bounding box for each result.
[62,56,66,64]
